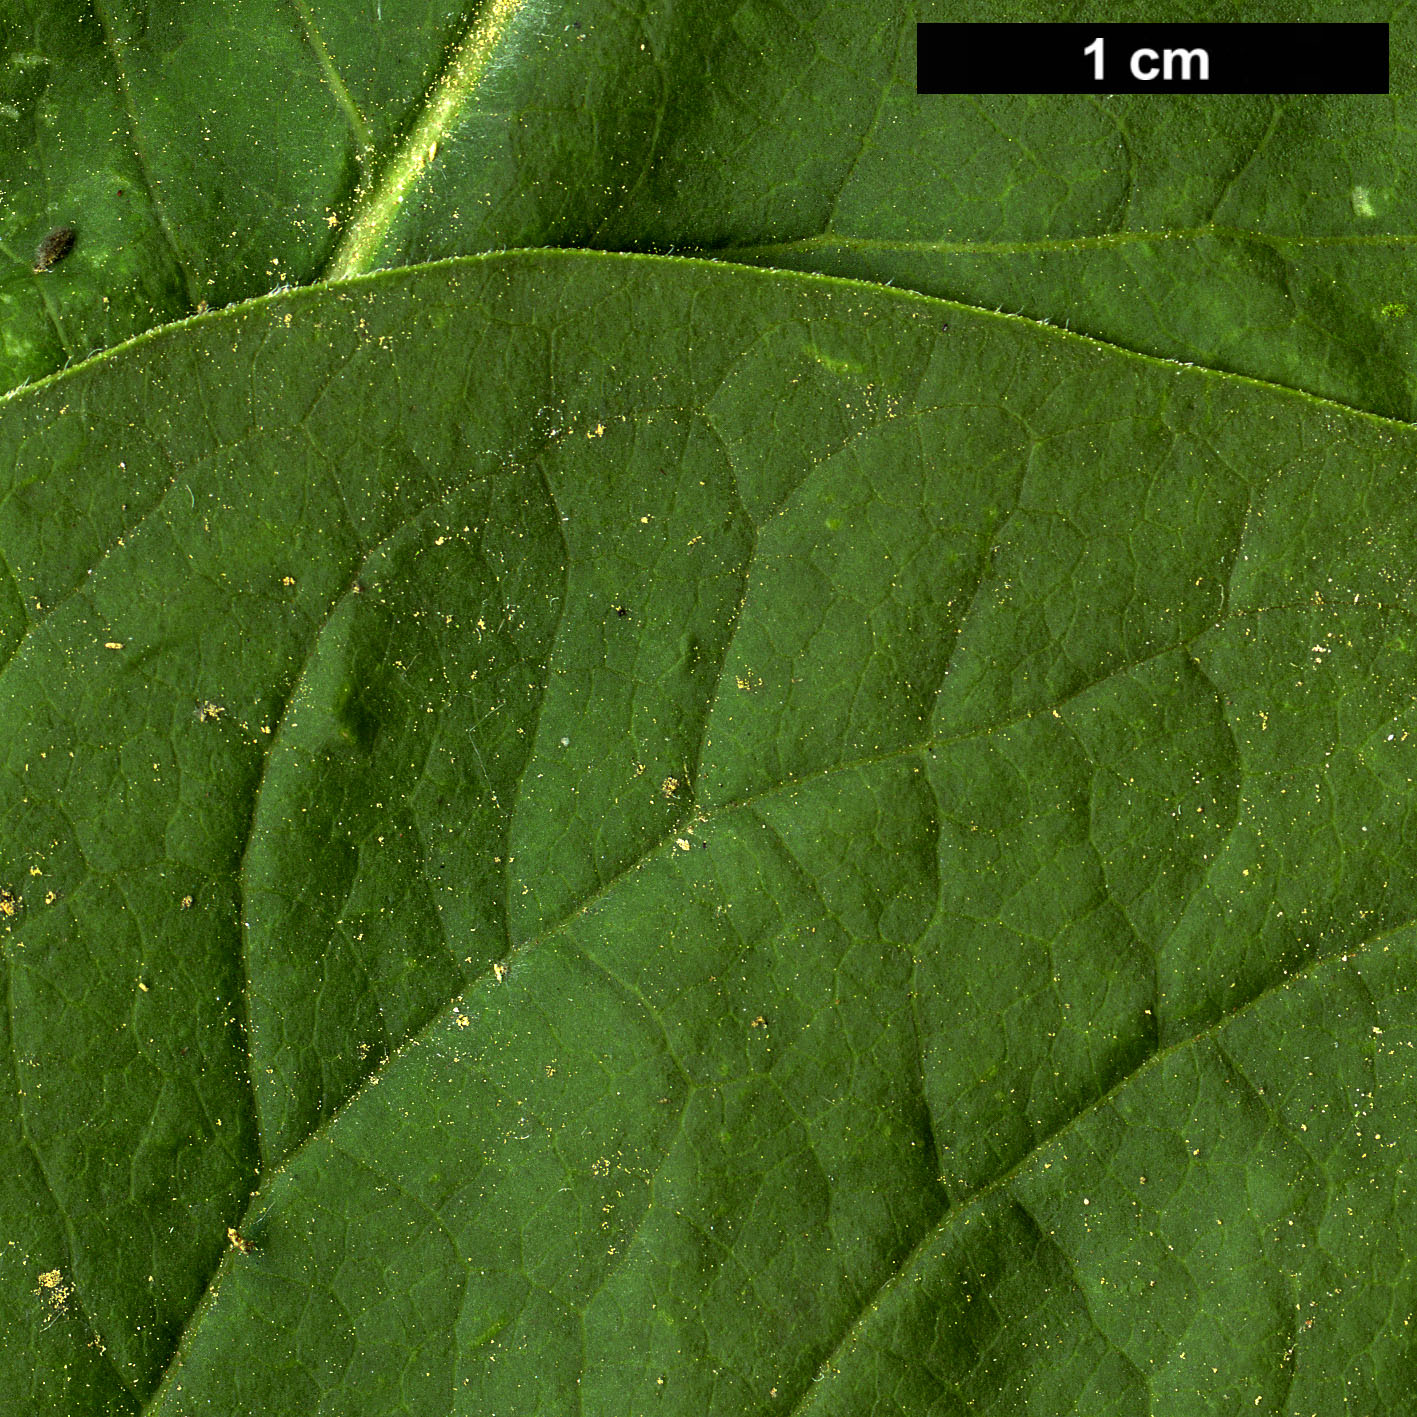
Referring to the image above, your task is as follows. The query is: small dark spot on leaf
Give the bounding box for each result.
[33,226,76,273]
[940,322,949,333]
[614,604,629,618]
[333,679,379,754]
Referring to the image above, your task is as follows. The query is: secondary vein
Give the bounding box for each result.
[287,0,373,155]
[782,916,1416,1417]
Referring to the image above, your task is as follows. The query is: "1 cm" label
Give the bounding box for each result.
[1083,35,1210,83]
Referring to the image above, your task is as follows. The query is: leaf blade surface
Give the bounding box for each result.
[1,251,1416,1414]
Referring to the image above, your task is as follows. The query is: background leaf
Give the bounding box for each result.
[2,3,1416,1415]
[6,3,1412,412]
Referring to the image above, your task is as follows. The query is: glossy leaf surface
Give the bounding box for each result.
[2,251,1416,1415]
[3,1,1416,1414]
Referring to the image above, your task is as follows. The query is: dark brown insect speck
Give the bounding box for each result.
[33,226,76,273]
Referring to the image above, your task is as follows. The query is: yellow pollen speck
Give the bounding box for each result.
[34,1268,72,1319]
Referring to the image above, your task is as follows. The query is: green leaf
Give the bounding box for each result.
[4,2,1417,1413]
[4,249,1417,1415]
[1,0,539,391]
[8,2,1414,418]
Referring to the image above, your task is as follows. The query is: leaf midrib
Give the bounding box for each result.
[323,0,527,281]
